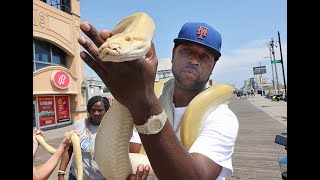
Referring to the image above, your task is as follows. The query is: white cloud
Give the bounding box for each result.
[211,39,287,88]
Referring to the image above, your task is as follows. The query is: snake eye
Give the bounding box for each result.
[125,36,131,41]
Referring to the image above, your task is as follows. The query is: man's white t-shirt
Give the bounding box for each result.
[130,103,239,180]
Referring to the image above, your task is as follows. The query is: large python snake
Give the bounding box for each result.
[37,12,234,180]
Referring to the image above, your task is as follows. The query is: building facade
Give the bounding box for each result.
[33,0,87,130]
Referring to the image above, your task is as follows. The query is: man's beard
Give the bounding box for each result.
[173,70,209,91]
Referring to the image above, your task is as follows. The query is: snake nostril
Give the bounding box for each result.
[125,36,131,41]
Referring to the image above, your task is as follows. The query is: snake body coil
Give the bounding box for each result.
[95,12,234,180]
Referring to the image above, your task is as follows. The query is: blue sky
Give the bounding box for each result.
[80,0,287,89]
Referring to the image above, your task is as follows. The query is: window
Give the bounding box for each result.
[41,0,71,14]
[52,46,66,64]
[33,39,67,71]
[34,40,50,63]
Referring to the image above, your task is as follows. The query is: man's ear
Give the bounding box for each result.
[171,47,176,63]
[145,42,156,61]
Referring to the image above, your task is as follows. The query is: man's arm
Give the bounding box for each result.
[77,22,223,180]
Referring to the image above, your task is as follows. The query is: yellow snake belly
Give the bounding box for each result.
[95,100,155,180]
[180,83,234,150]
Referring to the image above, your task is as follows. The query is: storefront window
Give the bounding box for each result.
[36,95,71,128]
[33,39,67,71]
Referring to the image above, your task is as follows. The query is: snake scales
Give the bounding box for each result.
[37,12,234,180]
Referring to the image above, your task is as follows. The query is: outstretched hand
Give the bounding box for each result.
[126,164,151,180]
[33,128,44,146]
[61,130,80,149]
[78,22,158,110]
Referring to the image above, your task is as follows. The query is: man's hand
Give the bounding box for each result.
[78,22,161,123]
[126,164,151,180]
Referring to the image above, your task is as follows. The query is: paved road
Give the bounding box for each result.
[33,95,287,180]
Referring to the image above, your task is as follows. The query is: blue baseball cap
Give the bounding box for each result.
[174,22,222,58]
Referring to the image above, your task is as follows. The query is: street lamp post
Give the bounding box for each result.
[268,38,280,94]
[264,54,276,95]
[258,62,263,93]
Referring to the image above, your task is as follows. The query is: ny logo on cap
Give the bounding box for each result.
[197,26,208,40]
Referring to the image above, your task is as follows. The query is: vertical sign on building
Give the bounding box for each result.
[38,96,56,126]
[55,95,71,123]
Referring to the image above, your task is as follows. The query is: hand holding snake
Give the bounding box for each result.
[79,30,158,113]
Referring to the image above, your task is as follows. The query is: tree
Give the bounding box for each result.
[103,86,110,93]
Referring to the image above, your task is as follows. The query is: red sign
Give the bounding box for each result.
[38,96,56,127]
[55,96,71,123]
[51,71,70,89]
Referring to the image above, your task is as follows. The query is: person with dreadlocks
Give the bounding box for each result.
[58,96,110,180]
[58,95,143,180]
[58,95,110,180]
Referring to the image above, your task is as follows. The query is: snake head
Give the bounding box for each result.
[99,33,151,62]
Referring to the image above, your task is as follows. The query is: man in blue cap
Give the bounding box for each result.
[77,21,239,180]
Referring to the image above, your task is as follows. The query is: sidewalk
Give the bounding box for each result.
[33,94,287,179]
[246,95,287,128]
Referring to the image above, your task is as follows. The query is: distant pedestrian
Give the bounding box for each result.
[243,89,247,99]
[250,89,255,97]
[236,90,241,99]
[240,90,244,99]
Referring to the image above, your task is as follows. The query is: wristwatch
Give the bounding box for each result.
[134,109,167,135]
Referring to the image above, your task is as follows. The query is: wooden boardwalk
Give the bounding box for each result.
[227,97,287,180]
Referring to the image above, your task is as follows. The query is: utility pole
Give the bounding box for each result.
[268,38,280,94]
[278,31,287,98]
[258,62,262,88]
[265,52,276,95]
